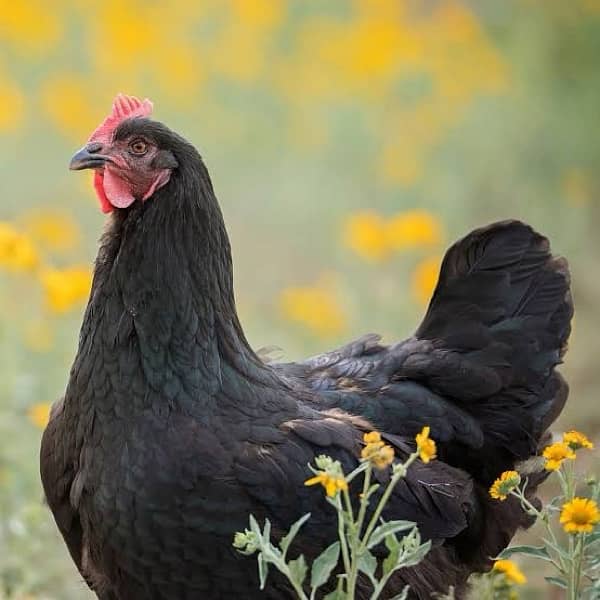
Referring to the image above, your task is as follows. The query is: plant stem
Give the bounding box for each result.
[571,535,584,599]
[568,534,576,600]
[344,464,372,597]
[361,453,418,550]
[336,495,352,577]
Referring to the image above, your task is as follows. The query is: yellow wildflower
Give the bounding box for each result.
[493,559,527,585]
[560,497,600,534]
[386,211,443,250]
[305,472,348,498]
[489,470,521,501]
[363,431,382,445]
[563,430,594,451]
[542,441,576,471]
[279,275,346,338]
[415,426,436,463]
[361,431,395,469]
[411,256,441,305]
[343,211,389,262]
[23,211,81,254]
[27,402,51,429]
[40,266,92,313]
[0,222,39,272]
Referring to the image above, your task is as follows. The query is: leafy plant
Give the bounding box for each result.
[234,429,436,599]
[484,431,599,599]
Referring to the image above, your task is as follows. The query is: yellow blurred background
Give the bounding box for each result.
[1,1,599,597]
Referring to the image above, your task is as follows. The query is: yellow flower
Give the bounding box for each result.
[343,212,390,262]
[563,430,594,451]
[411,256,441,305]
[305,472,348,498]
[363,431,382,445]
[542,441,576,471]
[489,470,521,501]
[0,222,39,272]
[279,275,346,338]
[386,211,443,250]
[41,74,101,141]
[27,402,51,429]
[40,266,92,313]
[493,559,527,585]
[361,431,395,469]
[415,426,436,463]
[23,211,81,254]
[560,497,600,534]
[0,1,62,56]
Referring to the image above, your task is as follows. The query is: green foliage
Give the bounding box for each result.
[234,444,431,599]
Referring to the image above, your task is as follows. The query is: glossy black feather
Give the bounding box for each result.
[41,118,573,600]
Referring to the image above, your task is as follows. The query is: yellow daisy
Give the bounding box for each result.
[542,441,576,471]
[304,472,348,498]
[493,559,527,585]
[489,470,521,501]
[560,497,600,534]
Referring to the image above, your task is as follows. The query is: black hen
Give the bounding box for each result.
[41,95,572,600]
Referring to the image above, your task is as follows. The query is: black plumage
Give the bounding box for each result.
[41,115,573,600]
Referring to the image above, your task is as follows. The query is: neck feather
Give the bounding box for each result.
[76,154,274,412]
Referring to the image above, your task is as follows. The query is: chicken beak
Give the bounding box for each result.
[69,143,109,171]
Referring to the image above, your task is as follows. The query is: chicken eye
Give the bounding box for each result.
[129,139,148,155]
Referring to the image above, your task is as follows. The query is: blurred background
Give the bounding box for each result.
[0,0,599,598]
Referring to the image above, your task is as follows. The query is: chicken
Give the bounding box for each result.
[40,94,573,600]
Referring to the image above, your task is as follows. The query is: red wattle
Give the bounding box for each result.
[94,171,113,214]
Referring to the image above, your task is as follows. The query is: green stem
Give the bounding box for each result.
[568,534,576,600]
[572,535,584,599]
[335,494,351,578]
[344,465,372,598]
[361,453,418,550]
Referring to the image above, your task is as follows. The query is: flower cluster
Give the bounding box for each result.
[343,210,443,263]
[563,430,594,451]
[360,431,395,469]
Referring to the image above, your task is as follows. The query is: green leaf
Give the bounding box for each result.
[585,531,600,546]
[383,544,400,576]
[288,555,308,587]
[545,576,567,589]
[367,520,416,549]
[310,542,340,590]
[402,540,431,568]
[357,549,378,580]
[279,513,311,556]
[497,545,553,562]
[323,591,345,600]
[249,514,261,537]
[385,531,400,553]
[257,552,269,589]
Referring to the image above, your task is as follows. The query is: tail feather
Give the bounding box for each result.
[415,220,573,482]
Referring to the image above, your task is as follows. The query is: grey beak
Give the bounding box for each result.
[69,143,109,171]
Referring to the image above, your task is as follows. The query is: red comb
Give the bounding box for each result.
[89,94,153,143]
